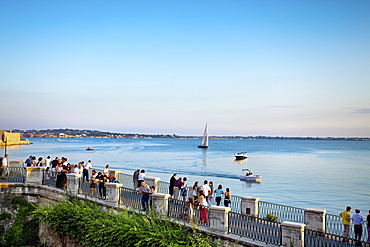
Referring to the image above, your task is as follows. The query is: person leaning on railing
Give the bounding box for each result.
[339,206,352,242]
[352,209,363,245]
[194,190,208,223]
[137,181,153,211]
[0,154,9,179]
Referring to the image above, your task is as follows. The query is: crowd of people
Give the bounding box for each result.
[132,170,233,223]
[23,156,118,199]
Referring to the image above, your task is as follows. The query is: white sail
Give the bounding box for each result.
[198,123,208,148]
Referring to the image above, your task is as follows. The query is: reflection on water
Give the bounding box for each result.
[242,180,262,188]
[201,149,208,166]
[234,159,248,165]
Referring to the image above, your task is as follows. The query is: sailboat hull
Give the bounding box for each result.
[198,145,208,148]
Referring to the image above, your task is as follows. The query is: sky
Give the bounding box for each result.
[0,1,369,137]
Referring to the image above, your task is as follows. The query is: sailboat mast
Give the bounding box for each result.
[198,123,209,148]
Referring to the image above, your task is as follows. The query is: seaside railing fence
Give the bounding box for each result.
[325,213,369,243]
[228,212,282,246]
[1,166,25,183]
[167,198,210,227]
[305,228,370,247]
[9,166,370,246]
[258,200,305,223]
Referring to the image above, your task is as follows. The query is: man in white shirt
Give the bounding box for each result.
[1,154,8,179]
[201,180,211,203]
[83,160,93,182]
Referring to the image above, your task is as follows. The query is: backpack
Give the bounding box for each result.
[174,179,182,187]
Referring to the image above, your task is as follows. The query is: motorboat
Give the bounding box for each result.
[240,169,262,181]
[234,152,248,160]
[86,147,94,150]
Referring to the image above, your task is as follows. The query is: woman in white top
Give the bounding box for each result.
[180,177,188,201]
[103,164,110,175]
[137,169,146,187]
[194,190,208,223]
[73,165,80,174]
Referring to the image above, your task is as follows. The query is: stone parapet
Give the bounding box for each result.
[241,196,260,216]
[66,173,81,196]
[109,169,120,180]
[305,208,326,232]
[105,183,123,205]
[151,193,171,216]
[145,177,160,192]
[24,167,45,185]
[209,206,231,235]
[281,221,305,247]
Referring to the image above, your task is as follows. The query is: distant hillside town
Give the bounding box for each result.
[4,129,370,141]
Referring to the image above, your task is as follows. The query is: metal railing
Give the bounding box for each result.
[1,167,25,183]
[119,173,135,189]
[167,198,210,227]
[7,167,370,247]
[228,212,282,246]
[326,213,369,242]
[229,194,241,213]
[258,200,305,223]
[157,180,170,194]
[305,228,370,247]
[119,187,142,209]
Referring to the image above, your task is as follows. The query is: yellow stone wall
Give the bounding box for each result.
[0,130,29,145]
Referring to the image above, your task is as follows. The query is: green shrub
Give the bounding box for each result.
[2,197,39,247]
[35,196,215,247]
[0,212,11,221]
[264,213,278,222]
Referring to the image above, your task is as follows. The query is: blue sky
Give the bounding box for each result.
[1,1,369,137]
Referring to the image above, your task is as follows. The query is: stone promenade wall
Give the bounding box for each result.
[0,183,274,247]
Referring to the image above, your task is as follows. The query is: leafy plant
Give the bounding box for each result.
[2,197,39,247]
[35,195,215,246]
[264,213,278,222]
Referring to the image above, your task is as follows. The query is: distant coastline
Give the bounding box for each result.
[6,128,370,141]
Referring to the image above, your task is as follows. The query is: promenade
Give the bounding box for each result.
[1,163,369,247]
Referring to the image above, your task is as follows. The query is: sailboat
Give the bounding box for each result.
[198,123,209,148]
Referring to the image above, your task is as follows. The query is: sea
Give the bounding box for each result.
[3,137,370,215]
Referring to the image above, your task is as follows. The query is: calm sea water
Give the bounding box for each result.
[4,138,370,215]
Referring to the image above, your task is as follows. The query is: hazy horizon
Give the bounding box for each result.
[1,1,369,137]
[5,127,369,139]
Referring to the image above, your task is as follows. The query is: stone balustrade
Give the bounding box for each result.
[3,165,335,247]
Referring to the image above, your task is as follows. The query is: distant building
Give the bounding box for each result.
[0,130,30,146]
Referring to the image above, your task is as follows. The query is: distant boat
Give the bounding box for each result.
[198,123,209,148]
[240,169,262,181]
[55,139,61,141]
[234,152,248,160]
[86,147,94,150]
